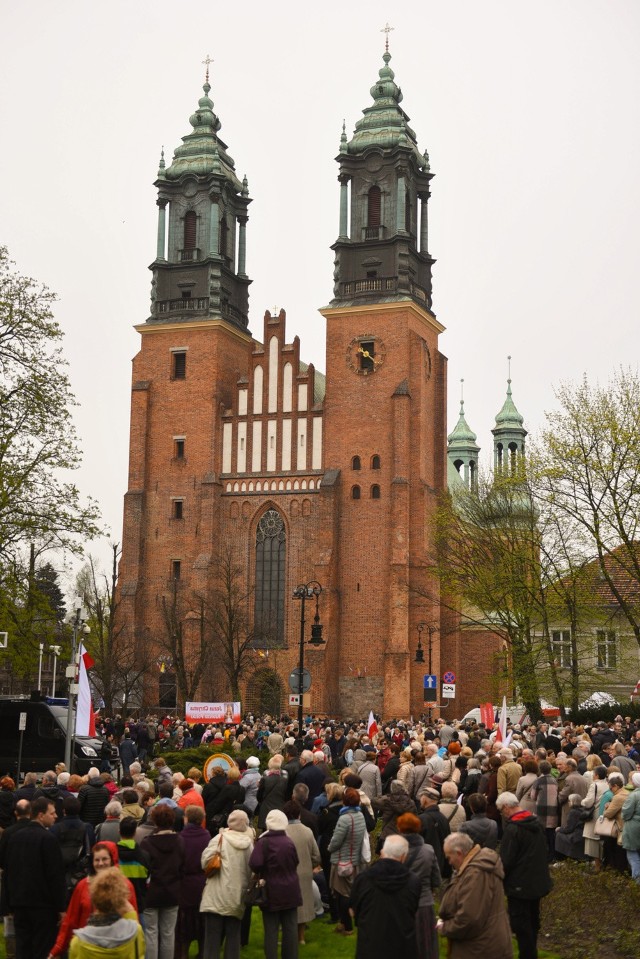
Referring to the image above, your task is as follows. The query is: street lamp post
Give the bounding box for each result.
[292,581,324,732]
[50,645,62,698]
[37,643,45,692]
[415,622,439,720]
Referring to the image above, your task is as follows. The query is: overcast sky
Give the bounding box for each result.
[2,1,639,584]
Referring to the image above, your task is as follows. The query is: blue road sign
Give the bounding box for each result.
[423,674,438,703]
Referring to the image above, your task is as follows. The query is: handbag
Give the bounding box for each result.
[337,815,355,877]
[594,814,619,839]
[204,832,223,877]
[244,835,269,907]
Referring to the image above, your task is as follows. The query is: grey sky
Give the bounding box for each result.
[2,1,639,580]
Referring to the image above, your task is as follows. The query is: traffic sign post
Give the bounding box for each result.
[442,683,456,699]
[16,712,26,783]
[443,670,456,685]
[288,694,301,707]
[424,674,437,704]
[289,667,312,694]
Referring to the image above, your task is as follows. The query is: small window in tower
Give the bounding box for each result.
[172,351,186,380]
[220,217,229,258]
[359,341,375,374]
[351,485,361,500]
[184,211,197,250]
[405,188,411,234]
[368,186,381,228]
[174,438,185,459]
[172,499,184,520]
[352,456,361,471]
[371,455,381,470]
[371,484,381,499]
[366,270,378,279]
[181,290,192,300]
[171,560,181,581]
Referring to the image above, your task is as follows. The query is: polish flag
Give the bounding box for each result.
[367,711,378,740]
[76,645,96,738]
[494,696,511,747]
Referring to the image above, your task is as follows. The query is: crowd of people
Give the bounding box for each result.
[0,710,640,959]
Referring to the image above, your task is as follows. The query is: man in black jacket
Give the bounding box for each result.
[497,791,552,959]
[350,834,421,959]
[78,767,110,827]
[2,797,66,958]
[418,788,451,875]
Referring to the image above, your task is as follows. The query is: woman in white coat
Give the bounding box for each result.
[581,765,609,866]
[201,809,254,959]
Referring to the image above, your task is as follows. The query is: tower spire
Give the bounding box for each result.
[380,21,394,54]
[448,378,480,488]
[202,54,213,85]
[492,356,527,473]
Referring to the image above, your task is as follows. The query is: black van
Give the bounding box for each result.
[0,699,114,776]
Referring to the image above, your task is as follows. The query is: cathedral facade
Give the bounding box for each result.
[118,49,514,720]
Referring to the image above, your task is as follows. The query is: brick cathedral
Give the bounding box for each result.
[118,47,524,720]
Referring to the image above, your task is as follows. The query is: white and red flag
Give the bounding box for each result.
[494,695,512,747]
[367,710,378,740]
[76,645,96,738]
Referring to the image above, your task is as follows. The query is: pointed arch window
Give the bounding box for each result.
[254,509,286,647]
[184,211,197,251]
[368,186,381,228]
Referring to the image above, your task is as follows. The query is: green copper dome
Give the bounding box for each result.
[448,400,480,450]
[346,51,427,167]
[494,379,525,430]
[164,80,240,185]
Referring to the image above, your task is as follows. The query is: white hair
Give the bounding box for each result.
[381,834,409,861]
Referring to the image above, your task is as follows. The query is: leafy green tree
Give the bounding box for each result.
[0,247,101,562]
[539,369,640,650]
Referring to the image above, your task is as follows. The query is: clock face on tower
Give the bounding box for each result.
[346,335,386,375]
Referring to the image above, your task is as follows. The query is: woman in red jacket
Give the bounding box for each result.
[47,841,138,958]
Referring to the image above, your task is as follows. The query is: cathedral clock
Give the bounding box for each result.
[346,335,386,375]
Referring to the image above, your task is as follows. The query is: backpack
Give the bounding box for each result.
[58,823,90,899]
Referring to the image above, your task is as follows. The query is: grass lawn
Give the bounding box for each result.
[0,909,563,959]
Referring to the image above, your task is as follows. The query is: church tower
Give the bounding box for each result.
[151,64,252,330]
[118,65,256,703]
[492,362,527,474]
[447,382,480,488]
[321,42,448,719]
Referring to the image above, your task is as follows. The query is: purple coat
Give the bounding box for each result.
[178,822,211,908]
[248,830,302,912]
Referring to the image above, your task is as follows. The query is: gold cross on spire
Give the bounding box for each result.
[380,22,394,52]
[202,54,213,83]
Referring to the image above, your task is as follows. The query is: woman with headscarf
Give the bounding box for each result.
[581,764,609,868]
[200,808,255,959]
[327,787,366,937]
[256,756,289,832]
[48,842,138,958]
[249,809,302,959]
[397,812,441,959]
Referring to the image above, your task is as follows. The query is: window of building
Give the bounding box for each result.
[171,560,181,581]
[367,186,381,227]
[371,484,381,499]
[351,485,361,500]
[405,188,411,234]
[371,454,381,470]
[184,211,197,250]
[172,351,186,380]
[597,630,617,669]
[551,630,573,669]
[352,456,361,471]
[220,216,228,258]
[359,341,375,374]
[172,499,183,520]
[254,509,286,647]
[174,438,185,459]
